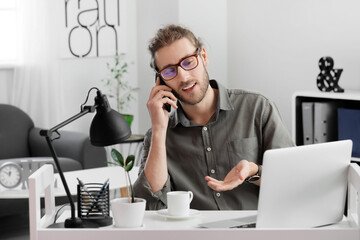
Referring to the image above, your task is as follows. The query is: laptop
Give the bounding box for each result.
[200,140,352,228]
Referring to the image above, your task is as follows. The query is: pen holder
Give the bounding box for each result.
[77,183,113,227]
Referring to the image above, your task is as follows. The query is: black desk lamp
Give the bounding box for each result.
[40,87,131,228]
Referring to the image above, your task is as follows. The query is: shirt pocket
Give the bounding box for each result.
[227,137,259,167]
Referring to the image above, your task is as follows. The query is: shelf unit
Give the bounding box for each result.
[292,90,360,163]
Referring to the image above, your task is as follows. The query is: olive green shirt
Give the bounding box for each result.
[133,80,294,210]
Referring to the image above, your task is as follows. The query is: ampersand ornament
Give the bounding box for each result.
[316,56,344,93]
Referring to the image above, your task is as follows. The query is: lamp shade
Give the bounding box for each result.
[89,91,132,146]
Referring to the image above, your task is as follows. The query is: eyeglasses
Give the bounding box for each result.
[157,49,200,81]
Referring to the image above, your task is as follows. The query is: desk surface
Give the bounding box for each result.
[36,210,359,240]
[0,166,139,199]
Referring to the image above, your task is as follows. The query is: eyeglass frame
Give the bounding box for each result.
[156,48,201,81]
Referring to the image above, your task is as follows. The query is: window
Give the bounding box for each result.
[0,0,18,63]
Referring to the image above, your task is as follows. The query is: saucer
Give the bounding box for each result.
[156,209,200,220]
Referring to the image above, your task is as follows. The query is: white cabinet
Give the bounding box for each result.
[292,90,360,162]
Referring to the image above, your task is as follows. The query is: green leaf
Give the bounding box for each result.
[125,155,135,172]
[111,149,124,167]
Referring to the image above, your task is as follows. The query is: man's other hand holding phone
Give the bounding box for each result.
[146,77,177,131]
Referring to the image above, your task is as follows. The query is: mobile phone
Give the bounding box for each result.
[155,73,171,112]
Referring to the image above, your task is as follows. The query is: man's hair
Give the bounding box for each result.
[148,24,203,70]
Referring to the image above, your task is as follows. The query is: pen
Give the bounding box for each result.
[77,178,92,195]
[87,179,109,215]
[77,178,96,206]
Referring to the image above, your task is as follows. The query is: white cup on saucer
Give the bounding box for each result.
[167,191,193,217]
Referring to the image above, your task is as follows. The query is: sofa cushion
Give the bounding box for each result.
[0,104,34,159]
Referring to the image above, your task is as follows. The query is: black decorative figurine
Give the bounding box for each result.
[316,56,344,93]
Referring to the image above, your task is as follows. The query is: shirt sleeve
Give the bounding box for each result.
[261,99,295,151]
[133,170,170,210]
[132,128,172,210]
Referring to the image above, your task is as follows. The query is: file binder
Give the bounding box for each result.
[338,108,360,158]
[302,102,314,145]
[313,102,337,143]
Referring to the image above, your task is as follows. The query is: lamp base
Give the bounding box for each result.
[48,217,83,228]
[47,217,101,228]
[65,217,83,228]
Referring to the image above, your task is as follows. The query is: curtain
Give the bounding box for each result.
[12,0,63,128]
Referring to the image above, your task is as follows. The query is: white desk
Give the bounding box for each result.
[36,210,360,240]
[0,166,139,199]
[29,164,360,240]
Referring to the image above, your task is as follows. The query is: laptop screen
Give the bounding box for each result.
[199,140,352,229]
[256,140,352,228]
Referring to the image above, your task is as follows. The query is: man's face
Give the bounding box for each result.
[155,38,210,106]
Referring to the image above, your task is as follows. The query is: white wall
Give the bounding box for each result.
[227,0,360,131]
[2,0,360,136]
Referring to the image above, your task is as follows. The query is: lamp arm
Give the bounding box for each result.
[39,105,95,228]
[44,135,78,223]
[41,106,95,136]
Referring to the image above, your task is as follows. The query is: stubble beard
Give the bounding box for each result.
[172,67,210,106]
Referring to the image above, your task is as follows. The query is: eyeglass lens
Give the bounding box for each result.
[160,55,198,80]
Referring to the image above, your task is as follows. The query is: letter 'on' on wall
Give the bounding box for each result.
[59,0,127,58]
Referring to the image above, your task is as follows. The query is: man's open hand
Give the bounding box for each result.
[205,160,256,191]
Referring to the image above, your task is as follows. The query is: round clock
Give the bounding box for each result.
[0,162,22,189]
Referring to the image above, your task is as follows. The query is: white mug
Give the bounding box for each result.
[167,191,193,217]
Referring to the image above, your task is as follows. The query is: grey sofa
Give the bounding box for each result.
[0,104,108,217]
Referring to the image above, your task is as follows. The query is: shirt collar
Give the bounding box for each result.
[169,79,234,128]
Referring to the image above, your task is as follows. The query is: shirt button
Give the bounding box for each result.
[210,169,215,174]
[207,147,212,152]
[216,193,221,197]
[203,126,208,131]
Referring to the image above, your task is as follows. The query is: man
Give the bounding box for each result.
[133,24,294,210]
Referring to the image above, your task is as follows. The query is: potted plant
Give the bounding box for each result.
[108,148,146,228]
[102,54,139,127]
[108,148,136,202]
